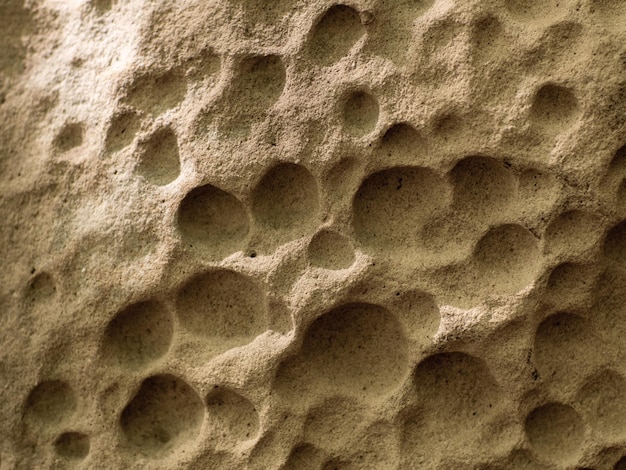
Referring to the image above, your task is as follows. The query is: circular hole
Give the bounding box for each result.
[252,162,319,235]
[177,184,249,257]
[530,84,580,134]
[298,302,408,396]
[136,127,180,186]
[308,230,355,270]
[544,210,602,257]
[104,109,141,154]
[352,166,450,252]
[231,54,286,112]
[53,122,83,153]
[471,224,541,296]
[406,352,502,456]
[450,156,516,219]
[120,374,204,456]
[524,402,584,465]
[24,380,77,428]
[123,69,186,115]
[534,312,598,383]
[578,369,626,440]
[102,300,173,369]
[175,269,267,353]
[342,91,379,137]
[308,5,365,65]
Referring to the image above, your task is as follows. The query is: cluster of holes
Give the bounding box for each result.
[517,198,626,467]
[102,49,221,185]
[177,161,327,258]
[96,270,268,455]
[23,380,90,461]
[24,0,626,467]
[118,375,260,457]
[352,143,556,307]
[25,287,265,460]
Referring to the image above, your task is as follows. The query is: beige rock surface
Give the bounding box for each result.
[1,0,626,468]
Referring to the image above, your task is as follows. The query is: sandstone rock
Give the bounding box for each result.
[1,0,626,468]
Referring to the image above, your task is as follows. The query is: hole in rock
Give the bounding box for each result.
[353,166,450,252]
[544,210,602,257]
[53,123,83,152]
[104,110,141,154]
[206,387,260,441]
[308,5,364,66]
[136,126,180,186]
[124,69,186,115]
[177,184,249,257]
[530,83,580,134]
[175,269,267,352]
[232,54,286,113]
[103,299,173,369]
[24,380,77,428]
[471,224,541,296]
[297,302,408,396]
[307,229,355,270]
[404,352,502,458]
[120,374,204,456]
[54,432,90,460]
[534,312,599,385]
[379,123,426,161]
[450,156,516,219]
[524,402,584,465]
[577,369,626,440]
[252,162,319,237]
[342,90,379,137]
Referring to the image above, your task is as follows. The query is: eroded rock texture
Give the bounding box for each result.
[1,0,626,468]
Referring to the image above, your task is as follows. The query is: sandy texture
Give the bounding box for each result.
[1,0,626,468]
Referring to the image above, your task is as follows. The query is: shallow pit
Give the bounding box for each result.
[341,90,379,137]
[450,156,516,219]
[252,162,319,241]
[530,83,580,135]
[135,126,180,186]
[308,5,364,66]
[102,299,173,369]
[352,165,450,253]
[534,312,599,386]
[524,402,584,465]
[206,387,260,442]
[177,184,249,257]
[304,303,408,396]
[577,369,626,440]
[175,269,267,353]
[120,374,204,456]
[24,380,77,429]
[471,224,541,297]
[54,432,90,460]
[307,229,355,270]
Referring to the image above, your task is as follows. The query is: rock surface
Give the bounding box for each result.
[1,0,626,468]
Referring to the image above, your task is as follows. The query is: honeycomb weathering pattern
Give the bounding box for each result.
[2,0,626,468]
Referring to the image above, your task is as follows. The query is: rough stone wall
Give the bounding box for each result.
[1,0,626,468]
